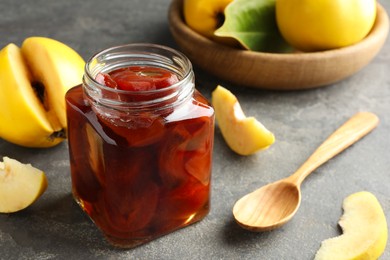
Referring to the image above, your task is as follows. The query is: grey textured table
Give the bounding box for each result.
[0,0,389,259]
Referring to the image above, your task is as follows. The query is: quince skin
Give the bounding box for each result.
[183,0,237,45]
[212,85,275,155]
[276,0,377,51]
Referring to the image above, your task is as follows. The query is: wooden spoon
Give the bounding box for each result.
[233,112,379,231]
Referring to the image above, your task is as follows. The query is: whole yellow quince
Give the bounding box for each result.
[183,0,235,44]
[0,37,85,148]
[276,0,377,51]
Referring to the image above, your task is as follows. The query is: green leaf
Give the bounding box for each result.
[215,0,291,53]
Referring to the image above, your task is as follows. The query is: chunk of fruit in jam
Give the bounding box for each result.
[96,73,117,88]
[96,66,179,91]
[159,118,212,188]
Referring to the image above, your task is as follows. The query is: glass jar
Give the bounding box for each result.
[65,44,215,248]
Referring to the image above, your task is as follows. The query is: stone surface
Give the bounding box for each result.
[0,0,389,259]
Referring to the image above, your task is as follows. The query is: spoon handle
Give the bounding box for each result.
[289,112,379,185]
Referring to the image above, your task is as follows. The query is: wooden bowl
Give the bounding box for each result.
[168,0,389,90]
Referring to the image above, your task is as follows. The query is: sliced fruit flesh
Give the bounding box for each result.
[21,37,85,130]
[0,157,48,213]
[212,85,274,155]
[315,191,388,260]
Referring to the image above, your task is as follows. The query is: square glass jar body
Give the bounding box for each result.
[65,44,215,248]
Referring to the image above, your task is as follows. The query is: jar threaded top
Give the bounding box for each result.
[83,43,195,113]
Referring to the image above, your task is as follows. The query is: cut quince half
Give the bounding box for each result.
[315,191,388,260]
[0,37,85,148]
[0,157,48,213]
[211,85,275,155]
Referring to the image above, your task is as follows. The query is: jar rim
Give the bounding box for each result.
[84,43,193,95]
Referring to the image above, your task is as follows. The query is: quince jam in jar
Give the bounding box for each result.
[65,44,214,248]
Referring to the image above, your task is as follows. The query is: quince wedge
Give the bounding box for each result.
[0,157,48,213]
[0,37,85,148]
[211,85,275,155]
[315,191,388,260]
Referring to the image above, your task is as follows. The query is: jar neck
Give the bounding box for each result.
[82,43,195,113]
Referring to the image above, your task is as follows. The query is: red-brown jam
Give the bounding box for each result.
[65,44,214,248]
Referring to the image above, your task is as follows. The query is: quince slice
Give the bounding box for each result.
[211,85,275,155]
[0,157,48,213]
[315,191,388,260]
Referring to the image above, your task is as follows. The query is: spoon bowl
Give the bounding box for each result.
[234,180,300,231]
[233,112,379,231]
